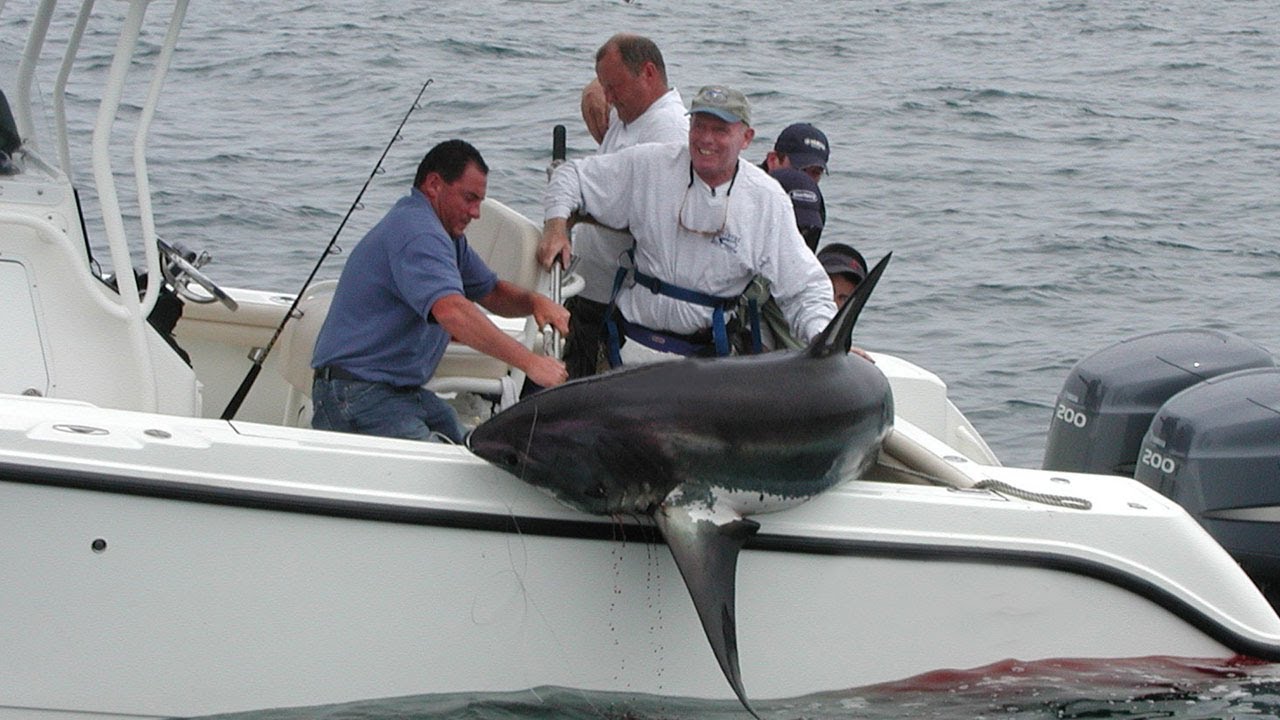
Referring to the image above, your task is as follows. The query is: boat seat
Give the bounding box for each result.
[0,212,199,414]
[464,196,545,293]
[275,279,337,426]
[274,197,561,428]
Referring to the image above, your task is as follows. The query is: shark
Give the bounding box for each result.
[467,253,894,716]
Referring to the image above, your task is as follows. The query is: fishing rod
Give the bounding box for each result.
[547,124,566,358]
[219,78,433,421]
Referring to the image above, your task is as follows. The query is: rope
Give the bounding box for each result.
[873,460,1093,510]
[973,479,1093,511]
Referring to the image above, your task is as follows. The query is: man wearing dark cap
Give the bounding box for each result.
[817,242,868,306]
[731,167,829,353]
[769,167,824,251]
[540,85,834,366]
[761,122,830,185]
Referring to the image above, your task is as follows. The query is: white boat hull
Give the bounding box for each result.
[3,397,1277,718]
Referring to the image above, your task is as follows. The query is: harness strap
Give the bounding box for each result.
[603,250,752,365]
[604,263,630,368]
[629,266,736,357]
[629,268,736,310]
[748,297,762,354]
[618,318,715,357]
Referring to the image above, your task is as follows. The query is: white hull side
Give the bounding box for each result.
[1,449,1269,719]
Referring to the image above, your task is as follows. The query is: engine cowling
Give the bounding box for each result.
[1042,329,1274,476]
[1135,367,1280,603]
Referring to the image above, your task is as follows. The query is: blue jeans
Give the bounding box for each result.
[311,377,465,444]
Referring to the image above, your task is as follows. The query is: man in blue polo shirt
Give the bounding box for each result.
[311,139,569,442]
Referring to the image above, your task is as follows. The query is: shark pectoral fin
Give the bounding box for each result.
[654,503,762,719]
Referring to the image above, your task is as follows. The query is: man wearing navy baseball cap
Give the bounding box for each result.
[760,122,830,184]
[770,167,824,251]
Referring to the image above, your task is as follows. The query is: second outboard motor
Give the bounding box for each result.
[1043,329,1275,476]
[1135,368,1280,605]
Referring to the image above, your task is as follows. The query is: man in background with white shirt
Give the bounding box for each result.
[549,33,689,378]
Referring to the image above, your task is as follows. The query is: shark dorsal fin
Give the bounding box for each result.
[806,252,892,359]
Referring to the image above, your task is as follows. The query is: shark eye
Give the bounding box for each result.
[501,450,522,467]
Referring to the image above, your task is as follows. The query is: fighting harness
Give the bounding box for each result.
[603,249,764,367]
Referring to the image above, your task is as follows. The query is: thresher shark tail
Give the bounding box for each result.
[468,254,894,717]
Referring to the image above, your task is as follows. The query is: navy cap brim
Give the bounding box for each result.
[787,150,828,171]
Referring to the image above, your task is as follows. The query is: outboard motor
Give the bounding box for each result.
[1043,329,1275,476]
[1135,368,1280,605]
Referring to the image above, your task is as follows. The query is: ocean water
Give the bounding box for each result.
[5,0,1280,717]
[6,0,1279,468]
[191,657,1280,720]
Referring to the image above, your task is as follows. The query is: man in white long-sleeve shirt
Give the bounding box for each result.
[541,85,836,366]
[554,34,689,378]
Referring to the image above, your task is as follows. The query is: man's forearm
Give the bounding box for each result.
[478,280,538,318]
[433,295,537,368]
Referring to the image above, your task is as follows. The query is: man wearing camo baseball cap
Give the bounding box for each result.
[540,83,837,366]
